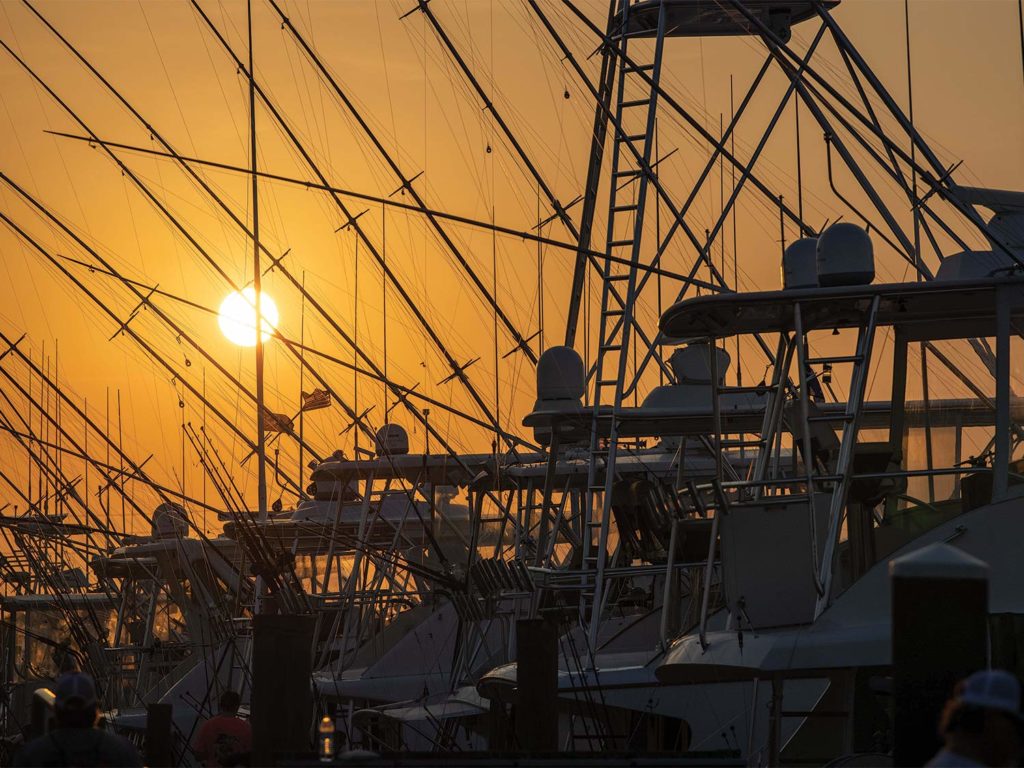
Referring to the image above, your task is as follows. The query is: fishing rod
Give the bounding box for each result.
[17,7,539,497]
[0,280,269,592]
[18,9,544,606]
[0,420,225,517]
[184,424,246,517]
[0,38,363,461]
[23,247,540,453]
[182,421,310,614]
[409,0,669,367]
[408,0,578,243]
[0,182,307,498]
[266,0,538,364]
[42,132,697,288]
[18,1,513,454]
[190,0,508,445]
[0,360,182,633]
[0,373,119,553]
[0,389,245,653]
[4,521,111,661]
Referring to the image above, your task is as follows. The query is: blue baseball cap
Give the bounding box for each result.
[54,672,97,710]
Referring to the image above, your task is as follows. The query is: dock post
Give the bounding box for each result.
[145,702,173,767]
[891,542,988,766]
[252,614,316,765]
[515,618,558,752]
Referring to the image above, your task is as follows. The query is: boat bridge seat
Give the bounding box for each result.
[849,442,905,508]
[935,250,1017,281]
[785,401,841,472]
[961,457,1024,512]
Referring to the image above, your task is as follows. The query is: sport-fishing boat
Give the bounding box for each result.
[1,0,1021,763]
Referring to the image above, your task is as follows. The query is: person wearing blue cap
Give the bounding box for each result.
[926,669,1024,767]
[13,671,142,767]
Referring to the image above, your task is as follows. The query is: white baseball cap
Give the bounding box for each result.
[957,669,1023,720]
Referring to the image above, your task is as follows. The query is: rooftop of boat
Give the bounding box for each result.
[660,275,1024,342]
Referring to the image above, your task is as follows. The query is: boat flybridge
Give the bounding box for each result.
[466,199,1024,763]
[316,406,749,752]
[649,215,1024,762]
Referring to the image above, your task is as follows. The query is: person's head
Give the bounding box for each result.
[54,672,98,729]
[940,669,1024,766]
[219,690,241,715]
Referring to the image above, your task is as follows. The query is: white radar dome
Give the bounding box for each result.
[375,424,409,456]
[816,223,874,287]
[536,346,585,402]
[782,238,819,289]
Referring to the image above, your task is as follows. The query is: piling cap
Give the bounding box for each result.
[957,670,1024,720]
[889,541,989,580]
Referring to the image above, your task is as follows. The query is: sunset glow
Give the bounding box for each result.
[218,287,279,347]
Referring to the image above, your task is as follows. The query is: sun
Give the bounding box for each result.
[218,287,279,347]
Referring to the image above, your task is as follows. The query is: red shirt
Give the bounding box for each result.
[194,714,252,767]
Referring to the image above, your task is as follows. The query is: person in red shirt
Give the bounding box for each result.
[194,690,252,767]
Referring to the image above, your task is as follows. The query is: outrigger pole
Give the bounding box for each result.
[192,0,509,449]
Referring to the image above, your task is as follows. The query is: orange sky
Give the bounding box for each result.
[0,0,1021,533]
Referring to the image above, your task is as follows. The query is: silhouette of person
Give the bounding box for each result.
[926,669,1024,767]
[13,671,142,767]
[194,690,252,767]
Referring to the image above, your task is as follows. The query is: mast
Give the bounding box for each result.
[248,0,269,612]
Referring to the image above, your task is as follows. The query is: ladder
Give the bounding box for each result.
[810,295,881,617]
[581,0,669,657]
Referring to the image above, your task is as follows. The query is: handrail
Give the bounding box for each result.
[658,516,680,650]
[793,303,825,598]
[688,464,1004,495]
[694,480,723,652]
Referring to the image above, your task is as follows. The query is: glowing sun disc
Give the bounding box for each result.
[218,287,279,347]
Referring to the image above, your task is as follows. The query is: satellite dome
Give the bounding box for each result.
[782,238,818,289]
[152,502,189,539]
[536,346,585,402]
[816,223,874,287]
[375,423,409,456]
[985,211,1024,255]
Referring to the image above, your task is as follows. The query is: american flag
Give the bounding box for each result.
[261,407,294,434]
[300,388,331,412]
